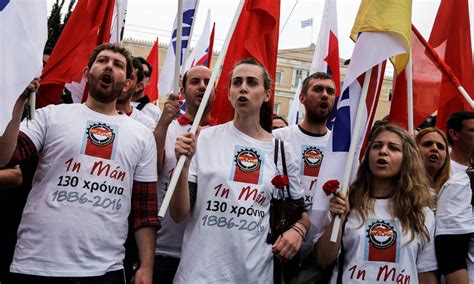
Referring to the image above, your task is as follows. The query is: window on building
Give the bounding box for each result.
[275,71,282,84]
[387,88,393,101]
[295,69,303,87]
[293,69,309,87]
[273,103,280,115]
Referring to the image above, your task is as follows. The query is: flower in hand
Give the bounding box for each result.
[271,174,289,189]
[322,180,340,197]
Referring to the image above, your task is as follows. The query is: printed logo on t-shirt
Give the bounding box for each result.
[230,146,264,185]
[300,145,323,177]
[81,121,119,160]
[364,219,400,263]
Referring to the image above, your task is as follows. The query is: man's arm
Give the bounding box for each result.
[131,180,159,284]
[0,80,39,167]
[154,93,181,173]
[134,227,156,284]
[0,166,22,189]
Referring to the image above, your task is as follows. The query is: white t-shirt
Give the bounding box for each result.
[155,120,192,258]
[436,171,473,236]
[273,125,330,256]
[131,101,162,124]
[332,199,437,283]
[174,122,304,283]
[436,171,474,283]
[130,106,156,130]
[10,104,157,277]
[450,159,468,176]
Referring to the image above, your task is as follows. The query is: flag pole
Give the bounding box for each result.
[457,86,474,108]
[115,0,121,43]
[28,92,36,120]
[173,0,184,94]
[158,0,245,218]
[330,67,373,242]
[407,50,414,135]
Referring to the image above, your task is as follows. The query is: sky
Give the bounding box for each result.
[48,0,474,60]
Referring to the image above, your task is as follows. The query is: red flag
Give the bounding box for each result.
[37,0,115,108]
[389,25,463,130]
[211,0,280,126]
[205,23,215,67]
[144,39,159,102]
[429,0,473,131]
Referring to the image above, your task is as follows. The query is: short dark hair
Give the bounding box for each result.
[272,114,288,126]
[43,46,53,56]
[132,57,144,83]
[447,111,474,144]
[87,43,132,79]
[135,56,152,76]
[301,72,335,94]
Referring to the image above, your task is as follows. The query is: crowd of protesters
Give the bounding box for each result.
[0,43,473,284]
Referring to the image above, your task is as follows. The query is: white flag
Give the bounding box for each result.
[0,0,47,135]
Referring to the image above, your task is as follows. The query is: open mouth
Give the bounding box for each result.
[237,96,248,102]
[376,159,388,166]
[319,102,328,109]
[428,153,439,162]
[99,73,112,87]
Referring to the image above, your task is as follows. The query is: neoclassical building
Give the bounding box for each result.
[124,39,393,123]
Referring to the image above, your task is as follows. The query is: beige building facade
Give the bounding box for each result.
[124,39,393,123]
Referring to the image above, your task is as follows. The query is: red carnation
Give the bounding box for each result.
[322,180,340,196]
[271,175,289,189]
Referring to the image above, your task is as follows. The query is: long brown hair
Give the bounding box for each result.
[349,125,432,243]
[415,127,450,192]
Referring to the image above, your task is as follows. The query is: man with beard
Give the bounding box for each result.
[272,72,336,283]
[152,65,216,284]
[0,43,159,284]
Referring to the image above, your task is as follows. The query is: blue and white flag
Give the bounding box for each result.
[0,0,47,135]
[310,32,407,236]
[159,0,198,95]
[301,18,313,28]
[182,9,212,73]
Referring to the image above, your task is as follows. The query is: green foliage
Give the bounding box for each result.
[45,0,77,51]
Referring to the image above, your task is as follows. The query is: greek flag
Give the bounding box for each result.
[301,18,313,28]
[159,0,198,95]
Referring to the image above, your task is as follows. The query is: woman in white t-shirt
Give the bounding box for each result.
[314,125,438,283]
[169,58,310,283]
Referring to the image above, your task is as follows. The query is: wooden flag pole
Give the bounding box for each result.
[158,0,245,218]
[407,50,414,135]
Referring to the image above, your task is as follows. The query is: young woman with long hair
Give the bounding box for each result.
[169,58,310,283]
[314,124,438,283]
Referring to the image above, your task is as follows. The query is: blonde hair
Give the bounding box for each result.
[349,125,432,243]
[415,127,450,192]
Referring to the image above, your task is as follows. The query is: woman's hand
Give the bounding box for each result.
[329,191,349,216]
[175,129,200,166]
[272,223,306,262]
